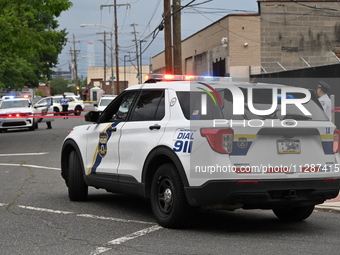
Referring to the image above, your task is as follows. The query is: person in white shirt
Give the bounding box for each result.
[316,81,332,121]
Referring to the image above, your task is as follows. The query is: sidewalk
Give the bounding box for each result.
[315,194,340,213]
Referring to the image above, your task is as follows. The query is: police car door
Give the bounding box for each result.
[118,89,168,183]
[33,97,54,124]
[86,91,138,175]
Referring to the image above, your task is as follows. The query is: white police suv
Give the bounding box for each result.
[35,95,85,116]
[61,74,340,228]
[0,96,36,132]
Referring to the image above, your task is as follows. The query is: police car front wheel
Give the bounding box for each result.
[272,205,315,222]
[67,150,88,201]
[150,163,191,228]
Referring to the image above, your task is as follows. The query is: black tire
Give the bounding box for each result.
[273,205,315,222]
[68,150,88,201]
[150,163,191,228]
[54,107,60,116]
[28,121,36,131]
[74,106,82,116]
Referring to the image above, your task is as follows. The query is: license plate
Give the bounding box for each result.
[277,139,301,154]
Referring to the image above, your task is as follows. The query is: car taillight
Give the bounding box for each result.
[333,129,340,153]
[200,128,234,154]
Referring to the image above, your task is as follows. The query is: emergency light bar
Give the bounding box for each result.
[144,74,232,83]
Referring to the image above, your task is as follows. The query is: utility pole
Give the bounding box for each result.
[101,1,130,94]
[103,31,107,83]
[139,40,146,83]
[124,55,129,84]
[97,31,114,92]
[164,0,173,73]
[131,24,140,84]
[173,0,182,74]
[69,34,80,95]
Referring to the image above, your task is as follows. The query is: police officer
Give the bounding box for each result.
[60,94,70,119]
[316,81,332,121]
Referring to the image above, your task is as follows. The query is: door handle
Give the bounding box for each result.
[149,124,161,130]
[107,127,117,132]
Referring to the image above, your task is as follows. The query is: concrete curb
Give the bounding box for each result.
[315,202,340,213]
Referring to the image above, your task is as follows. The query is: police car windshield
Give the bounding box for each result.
[0,100,29,109]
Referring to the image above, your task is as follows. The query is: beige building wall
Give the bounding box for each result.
[259,0,340,73]
[87,65,150,87]
[152,14,261,80]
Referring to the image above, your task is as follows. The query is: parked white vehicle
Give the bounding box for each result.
[94,95,117,112]
[0,96,37,131]
[35,95,85,116]
[0,96,54,131]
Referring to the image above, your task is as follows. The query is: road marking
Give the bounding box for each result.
[18,205,73,215]
[91,225,163,255]
[2,202,155,225]
[0,163,60,171]
[0,152,49,157]
[2,203,162,254]
[77,214,154,225]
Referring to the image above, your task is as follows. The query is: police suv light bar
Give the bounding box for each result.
[144,74,232,83]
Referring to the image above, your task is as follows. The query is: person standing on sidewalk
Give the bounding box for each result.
[60,94,70,119]
[316,81,332,121]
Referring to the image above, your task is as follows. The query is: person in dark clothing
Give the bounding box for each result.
[60,95,70,119]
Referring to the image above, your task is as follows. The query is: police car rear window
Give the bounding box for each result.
[177,92,224,120]
[177,89,328,121]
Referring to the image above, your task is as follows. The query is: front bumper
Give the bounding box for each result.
[184,178,340,209]
[0,118,34,129]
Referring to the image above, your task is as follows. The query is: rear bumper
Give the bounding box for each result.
[184,178,340,208]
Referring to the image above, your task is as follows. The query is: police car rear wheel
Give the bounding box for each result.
[151,163,191,228]
[273,205,315,222]
[68,150,88,201]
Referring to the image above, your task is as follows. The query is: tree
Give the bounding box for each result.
[49,77,73,95]
[0,0,72,89]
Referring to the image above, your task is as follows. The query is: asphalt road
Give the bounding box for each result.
[1,110,340,255]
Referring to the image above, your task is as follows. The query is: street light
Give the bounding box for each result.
[80,23,119,94]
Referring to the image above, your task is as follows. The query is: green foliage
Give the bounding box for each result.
[35,90,44,97]
[50,77,73,95]
[0,0,72,89]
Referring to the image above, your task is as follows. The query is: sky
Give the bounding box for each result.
[56,0,259,78]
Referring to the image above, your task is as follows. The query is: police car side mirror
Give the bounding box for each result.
[85,111,100,122]
[93,103,98,107]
